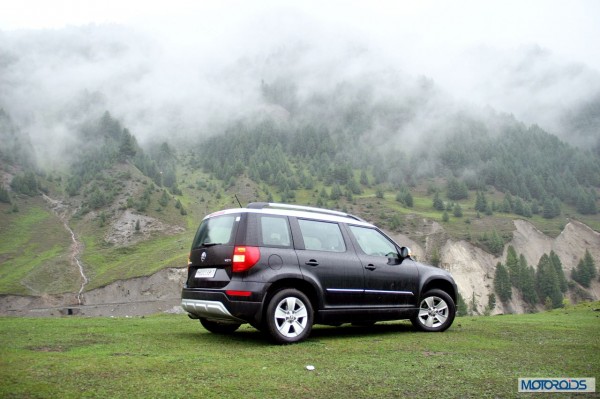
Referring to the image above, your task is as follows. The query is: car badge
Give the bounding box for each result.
[201,252,207,262]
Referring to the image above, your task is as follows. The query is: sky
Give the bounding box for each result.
[2,0,599,70]
[1,0,599,156]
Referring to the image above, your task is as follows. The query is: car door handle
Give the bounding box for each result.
[364,264,377,271]
[305,260,319,266]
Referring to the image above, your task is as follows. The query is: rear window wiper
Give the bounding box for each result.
[198,242,222,248]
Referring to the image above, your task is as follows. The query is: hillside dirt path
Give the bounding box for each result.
[42,194,88,304]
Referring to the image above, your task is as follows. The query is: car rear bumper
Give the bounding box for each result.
[181,288,263,324]
[181,299,247,322]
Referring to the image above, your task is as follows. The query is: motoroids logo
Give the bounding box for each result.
[518,378,595,393]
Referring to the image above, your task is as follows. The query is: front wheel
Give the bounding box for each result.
[265,289,313,344]
[199,318,241,334]
[411,289,455,332]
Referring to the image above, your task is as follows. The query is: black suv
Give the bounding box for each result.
[182,202,457,344]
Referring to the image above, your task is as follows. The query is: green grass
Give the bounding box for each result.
[1,302,599,398]
[0,202,74,294]
[80,233,192,290]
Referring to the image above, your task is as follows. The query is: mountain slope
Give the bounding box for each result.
[1,31,599,314]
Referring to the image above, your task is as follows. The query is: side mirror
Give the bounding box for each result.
[400,246,413,260]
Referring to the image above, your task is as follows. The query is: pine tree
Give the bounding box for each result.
[447,177,468,200]
[549,251,567,293]
[513,197,525,216]
[475,190,488,212]
[119,128,137,161]
[542,198,554,218]
[583,250,597,279]
[389,214,402,231]
[506,246,521,288]
[433,191,444,211]
[453,203,463,217]
[0,185,10,203]
[535,254,563,308]
[522,202,533,217]
[158,190,170,207]
[469,292,479,315]
[494,262,512,303]
[487,293,497,313]
[430,248,440,267]
[360,169,369,186]
[501,193,513,213]
[487,230,504,256]
[518,255,538,305]
[572,250,597,287]
[404,191,414,207]
[330,184,343,200]
[10,171,39,196]
[456,293,468,317]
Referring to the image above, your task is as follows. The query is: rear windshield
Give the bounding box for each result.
[192,214,239,248]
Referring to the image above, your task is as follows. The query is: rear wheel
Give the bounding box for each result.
[199,318,241,334]
[411,289,455,332]
[265,289,313,344]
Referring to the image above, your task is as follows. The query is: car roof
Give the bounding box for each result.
[204,203,375,228]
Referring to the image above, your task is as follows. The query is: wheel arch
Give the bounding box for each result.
[420,278,457,304]
[259,278,320,324]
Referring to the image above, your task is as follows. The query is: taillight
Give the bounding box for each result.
[232,246,260,272]
[226,290,252,297]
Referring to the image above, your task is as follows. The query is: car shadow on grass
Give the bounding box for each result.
[177,321,419,346]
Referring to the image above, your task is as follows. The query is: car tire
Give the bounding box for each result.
[265,289,313,344]
[199,318,241,334]
[411,289,455,332]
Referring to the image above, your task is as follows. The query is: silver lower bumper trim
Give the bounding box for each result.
[181,299,244,323]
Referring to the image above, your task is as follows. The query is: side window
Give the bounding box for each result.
[349,225,396,256]
[298,219,346,252]
[259,215,291,247]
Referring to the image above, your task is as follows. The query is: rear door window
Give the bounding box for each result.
[192,214,238,248]
[259,215,292,247]
[297,219,346,252]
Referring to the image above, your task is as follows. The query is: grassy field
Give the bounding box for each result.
[1,302,598,398]
[0,202,76,295]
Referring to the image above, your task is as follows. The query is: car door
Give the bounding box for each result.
[346,225,419,307]
[292,218,365,308]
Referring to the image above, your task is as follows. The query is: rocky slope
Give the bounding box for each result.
[395,219,600,314]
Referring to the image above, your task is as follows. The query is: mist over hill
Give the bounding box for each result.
[1,11,600,159]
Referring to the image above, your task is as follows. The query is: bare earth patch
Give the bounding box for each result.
[105,210,185,246]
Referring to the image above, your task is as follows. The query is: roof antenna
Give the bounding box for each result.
[234,194,243,208]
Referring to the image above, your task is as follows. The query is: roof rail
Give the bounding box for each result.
[246,202,365,222]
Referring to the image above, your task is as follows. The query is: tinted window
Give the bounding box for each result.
[298,219,346,252]
[349,225,396,256]
[259,215,291,247]
[192,214,238,248]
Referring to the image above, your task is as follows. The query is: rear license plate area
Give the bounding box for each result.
[195,268,217,278]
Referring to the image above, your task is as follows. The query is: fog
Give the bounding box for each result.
[1,1,599,165]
